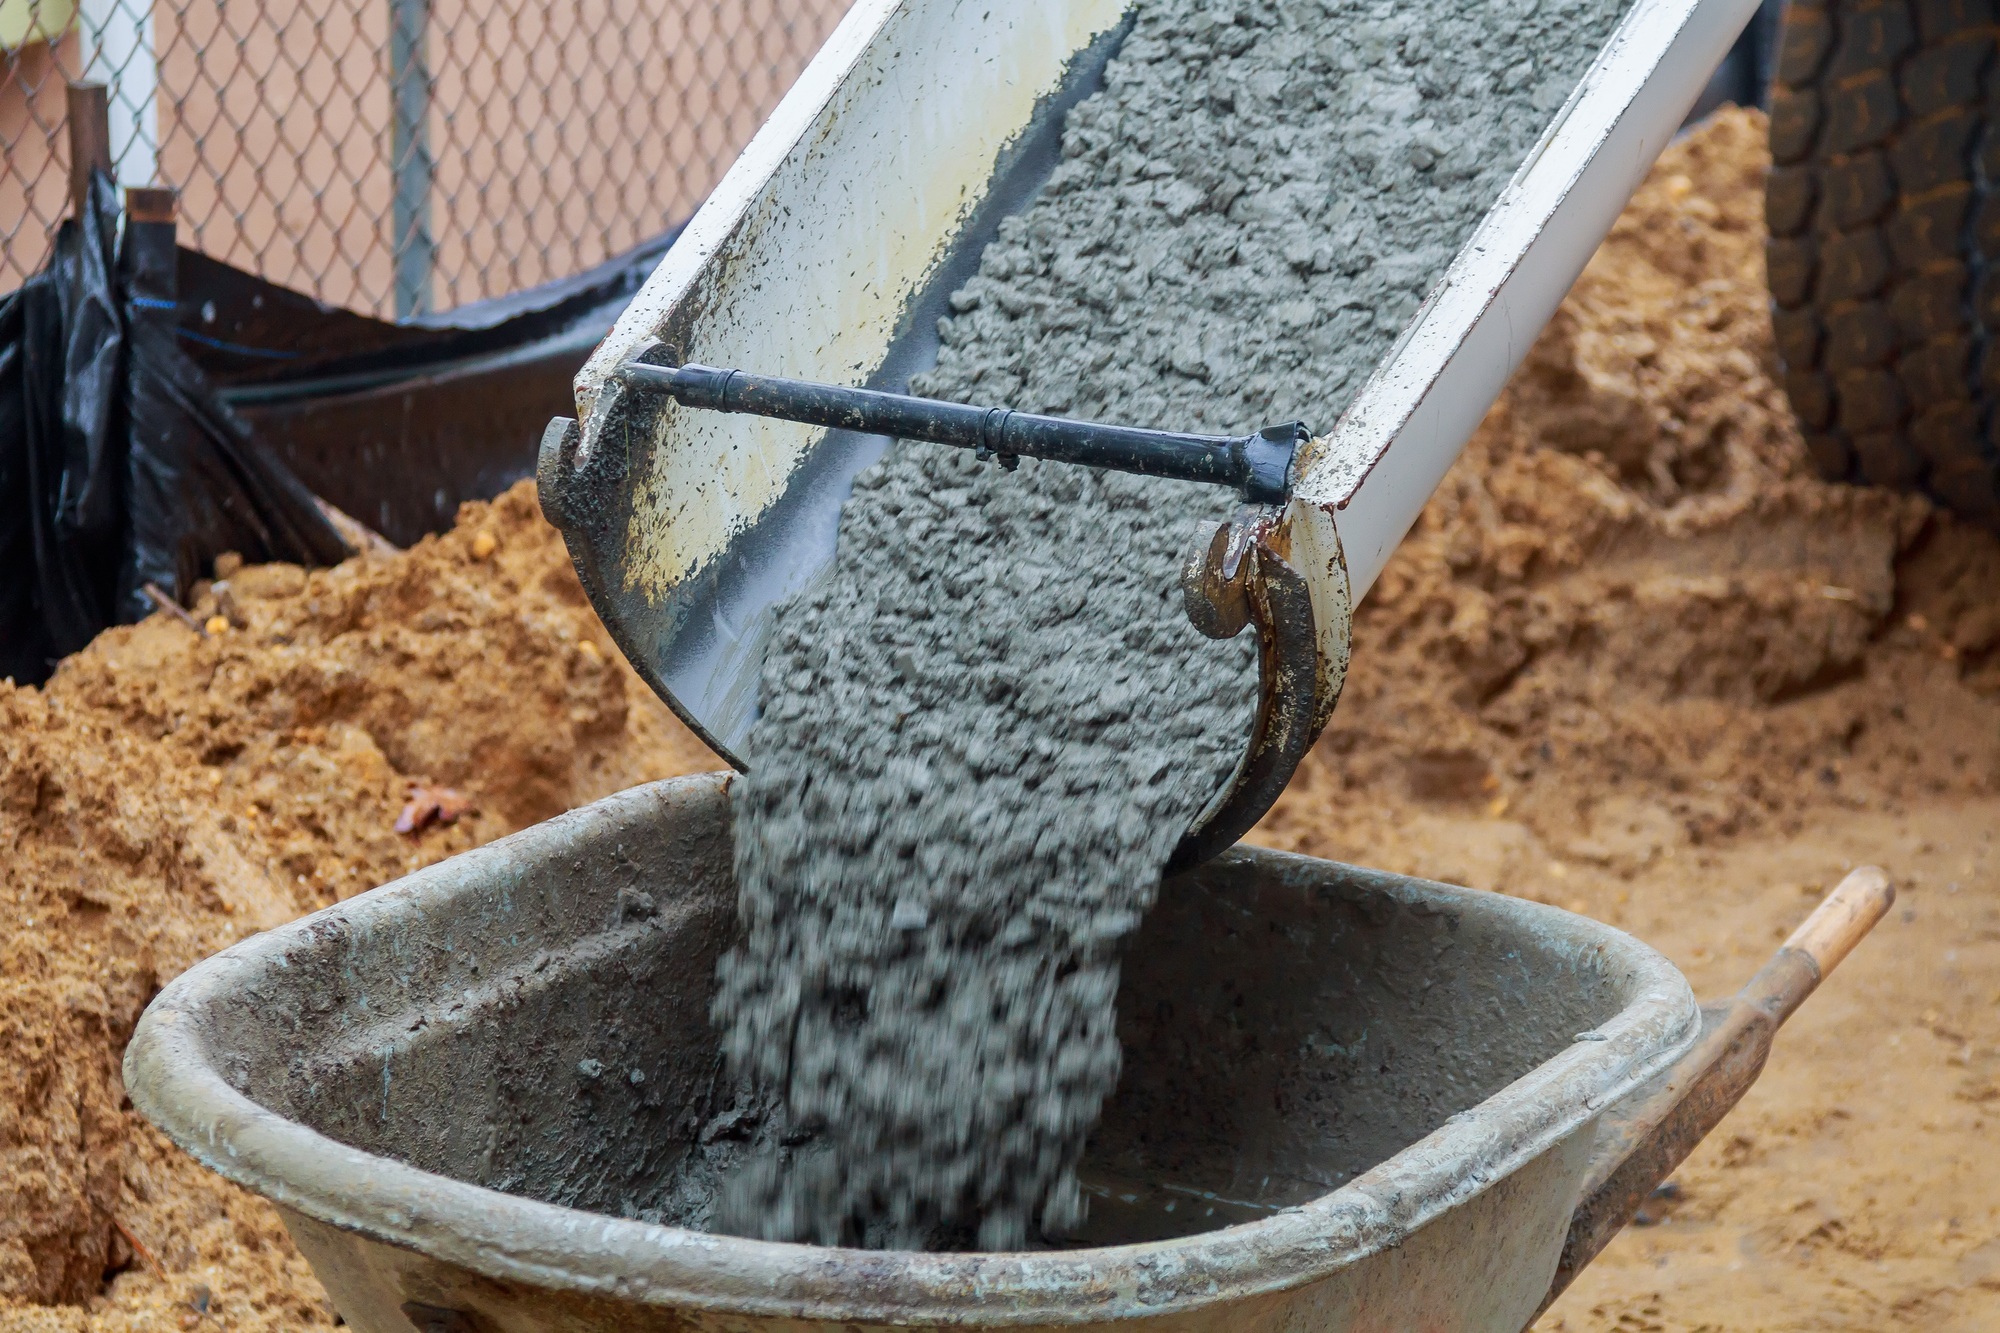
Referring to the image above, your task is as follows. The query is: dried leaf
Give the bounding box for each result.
[395,783,477,836]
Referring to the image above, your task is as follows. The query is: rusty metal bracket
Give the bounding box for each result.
[1169,508,1321,871]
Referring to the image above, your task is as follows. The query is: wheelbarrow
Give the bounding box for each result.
[538,0,1775,861]
[124,775,1892,1333]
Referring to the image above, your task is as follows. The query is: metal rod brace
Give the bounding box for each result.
[616,361,1305,505]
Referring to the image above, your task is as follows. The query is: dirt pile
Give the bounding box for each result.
[0,483,714,1330]
[1260,106,2000,886]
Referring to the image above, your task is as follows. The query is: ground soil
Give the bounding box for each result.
[0,104,1994,1331]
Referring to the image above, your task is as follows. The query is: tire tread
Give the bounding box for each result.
[1768,0,2000,526]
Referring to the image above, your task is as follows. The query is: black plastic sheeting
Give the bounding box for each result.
[1,173,347,685]
[2,186,679,684]
[178,228,677,547]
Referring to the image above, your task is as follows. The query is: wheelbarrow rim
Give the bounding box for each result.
[125,775,1700,1325]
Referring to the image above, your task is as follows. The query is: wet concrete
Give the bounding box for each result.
[717,0,1626,1250]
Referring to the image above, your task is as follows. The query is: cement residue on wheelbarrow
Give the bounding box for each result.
[1,107,1997,1331]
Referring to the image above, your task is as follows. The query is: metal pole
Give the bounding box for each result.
[389,0,435,319]
[76,0,159,189]
[617,362,1305,504]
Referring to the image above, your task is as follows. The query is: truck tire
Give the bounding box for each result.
[1766,0,2000,528]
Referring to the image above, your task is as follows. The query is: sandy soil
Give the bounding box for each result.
[0,105,1994,1331]
[1535,803,1999,1332]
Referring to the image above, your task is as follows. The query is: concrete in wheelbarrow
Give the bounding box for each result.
[124,774,1700,1333]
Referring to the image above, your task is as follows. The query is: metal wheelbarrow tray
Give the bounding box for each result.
[124,775,1889,1332]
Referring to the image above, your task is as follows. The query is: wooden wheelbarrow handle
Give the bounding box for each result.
[1533,866,1896,1320]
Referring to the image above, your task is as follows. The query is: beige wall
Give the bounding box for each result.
[0,35,78,292]
[426,0,844,309]
[1,0,850,314]
[156,0,399,313]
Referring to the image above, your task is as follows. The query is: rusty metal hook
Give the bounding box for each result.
[1170,508,1322,871]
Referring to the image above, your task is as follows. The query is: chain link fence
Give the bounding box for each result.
[1,0,851,317]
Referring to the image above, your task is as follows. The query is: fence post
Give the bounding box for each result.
[390,0,436,319]
[123,185,179,317]
[77,0,160,188]
[66,82,113,217]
